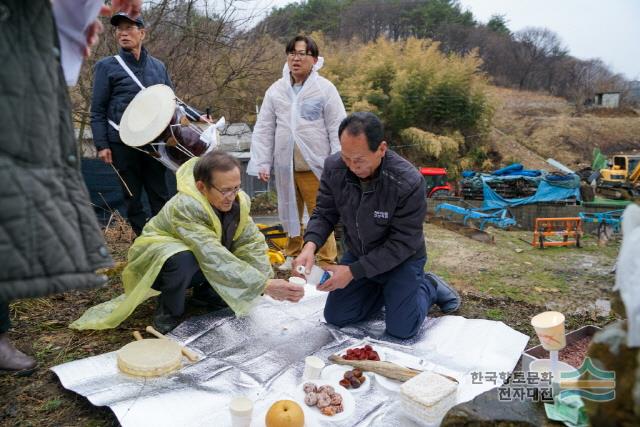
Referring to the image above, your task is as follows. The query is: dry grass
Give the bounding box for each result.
[488,87,640,170]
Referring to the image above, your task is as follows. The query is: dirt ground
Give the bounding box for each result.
[0,220,620,426]
[487,87,640,170]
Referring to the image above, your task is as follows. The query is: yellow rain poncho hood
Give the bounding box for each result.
[71,158,273,330]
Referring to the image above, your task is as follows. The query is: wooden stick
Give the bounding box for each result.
[132,331,143,341]
[110,163,133,197]
[328,355,459,383]
[145,326,199,362]
[328,355,421,382]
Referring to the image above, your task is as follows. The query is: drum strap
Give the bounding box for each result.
[114,55,145,90]
[108,55,146,131]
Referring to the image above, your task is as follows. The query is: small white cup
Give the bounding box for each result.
[531,311,566,351]
[303,355,325,380]
[288,276,306,286]
[229,396,253,427]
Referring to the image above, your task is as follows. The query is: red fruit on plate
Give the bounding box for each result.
[367,353,377,360]
[339,378,351,388]
[364,345,372,351]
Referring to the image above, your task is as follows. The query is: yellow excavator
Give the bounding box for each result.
[598,155,640,200]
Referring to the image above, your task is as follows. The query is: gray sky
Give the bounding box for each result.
[459,0,639,80]
[262,0,639,80]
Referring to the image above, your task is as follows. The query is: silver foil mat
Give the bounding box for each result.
[52,286,529,426]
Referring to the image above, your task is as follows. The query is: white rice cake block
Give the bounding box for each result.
[400,371,458,424]
[117,339,182,377]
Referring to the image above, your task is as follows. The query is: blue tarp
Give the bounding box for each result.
[491,163,542,177]
[482,176,581,209]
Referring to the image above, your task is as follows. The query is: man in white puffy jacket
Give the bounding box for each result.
[248,35,346,268]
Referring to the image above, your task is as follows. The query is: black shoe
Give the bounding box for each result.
[153,303,180,334]
[190,284,228,311]
[427,273,461,314]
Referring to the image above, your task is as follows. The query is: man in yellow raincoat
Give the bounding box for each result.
[72,152,304,332]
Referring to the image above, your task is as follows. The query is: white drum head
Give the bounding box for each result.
[119,84,176,147]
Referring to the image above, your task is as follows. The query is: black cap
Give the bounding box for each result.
[110,12,144,28]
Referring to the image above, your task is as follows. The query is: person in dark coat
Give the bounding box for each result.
[293,112,461,339]
[0,0,140,374]
[91,12,201,235]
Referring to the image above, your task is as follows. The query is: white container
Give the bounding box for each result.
[531,311,566,351]
[529,359,579,395]
[302,355,324,380]
[400,372,458,426]
[521,325,600,373]
[229,396,253,427]
[288,276,306,286]
[296,265,330,286]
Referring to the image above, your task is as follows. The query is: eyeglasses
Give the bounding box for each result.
[211,184,241,198]
[287,51,310,59]
[115,25,140,33]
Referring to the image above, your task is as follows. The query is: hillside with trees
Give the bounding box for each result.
[71,0,639,175]
[255,0,630,105]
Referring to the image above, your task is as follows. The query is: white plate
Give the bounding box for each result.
[375,370,402,393]
[320,364,372,394]
[251,396,319,427]
[338,344,385,362]
[296,379,355,423]
[338,344,400,392]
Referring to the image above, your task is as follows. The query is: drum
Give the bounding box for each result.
[159,107,208,165]
[119,84,215,170]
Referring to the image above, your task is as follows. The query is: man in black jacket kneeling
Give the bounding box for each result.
[293,112,460,339]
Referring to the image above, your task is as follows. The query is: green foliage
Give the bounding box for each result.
[40,399,63,413]
[487,14,511,35]
[485,308,504,320]
[399,128,460,165]
[261,0,345,39]
[260,0,475,41]
[415,0,475,37]
[321,37,493,172]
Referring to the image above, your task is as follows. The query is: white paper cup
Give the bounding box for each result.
[288,276,306,286]
[229,396,253,427]
[531,311,566,351]
[303,355,325,380]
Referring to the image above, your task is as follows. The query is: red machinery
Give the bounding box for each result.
[420,167,454,198]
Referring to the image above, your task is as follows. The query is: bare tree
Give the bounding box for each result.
[512,27,568,90]
[70,0,282,134]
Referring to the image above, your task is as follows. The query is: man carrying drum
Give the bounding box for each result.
[91,12,202,235]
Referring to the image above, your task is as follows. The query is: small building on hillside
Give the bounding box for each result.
[593,91,621,108]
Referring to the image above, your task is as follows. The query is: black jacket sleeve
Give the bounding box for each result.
[90,60,111,151]
[348,178,426,280]
[304,167,340,251]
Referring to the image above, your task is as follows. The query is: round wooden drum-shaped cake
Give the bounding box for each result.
[117,339,182,377]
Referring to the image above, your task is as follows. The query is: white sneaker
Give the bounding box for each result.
[278,256,294,271]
